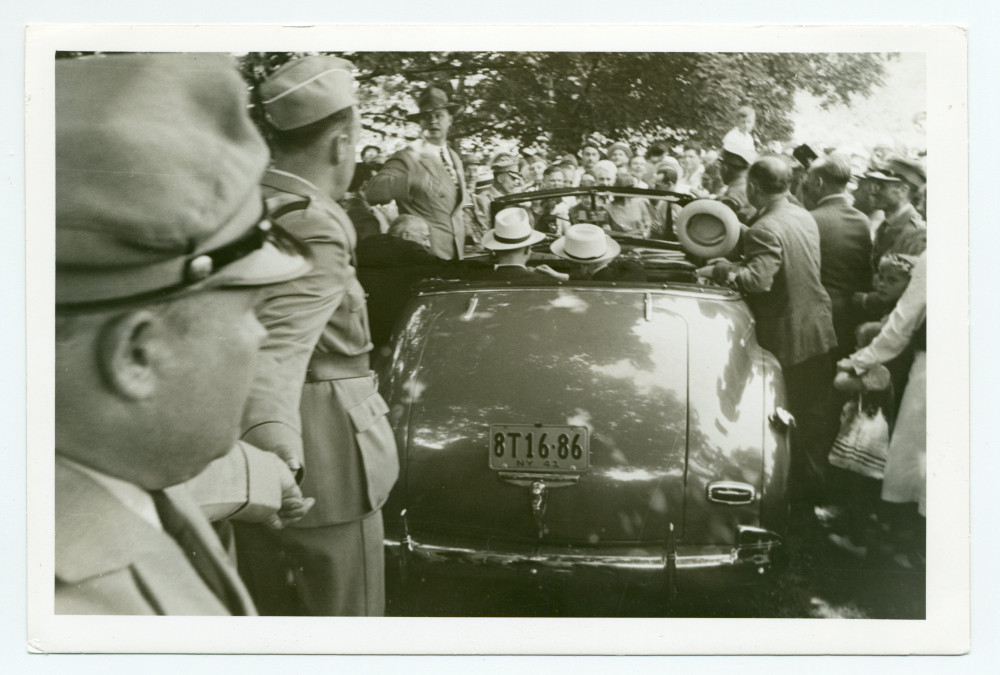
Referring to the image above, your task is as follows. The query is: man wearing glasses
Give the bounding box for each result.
[366,87,468,260]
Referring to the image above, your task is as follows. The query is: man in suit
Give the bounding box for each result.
[233,56,400,617]
[698,156,837,508]
[54,53,312,615]
[802,154,874,358]
[366,87,468,260]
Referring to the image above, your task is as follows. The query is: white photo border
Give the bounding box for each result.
[25,23,969,655]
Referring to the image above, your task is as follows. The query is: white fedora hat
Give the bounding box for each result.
[675,199,741,259]
[482,207,546,251]
[549,223,621,264]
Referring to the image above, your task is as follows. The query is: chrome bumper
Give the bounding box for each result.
[385,524,784,591]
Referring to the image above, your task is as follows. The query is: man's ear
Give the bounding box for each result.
[97,309,162,400]
[329,131,352,168]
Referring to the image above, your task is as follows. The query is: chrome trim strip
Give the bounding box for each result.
[385,528,782,573]
[415,285,741,301]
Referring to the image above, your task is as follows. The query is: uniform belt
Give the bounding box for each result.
[306,352,371,382]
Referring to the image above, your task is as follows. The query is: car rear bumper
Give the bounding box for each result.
[385,524,785,593]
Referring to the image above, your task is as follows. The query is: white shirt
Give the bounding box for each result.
[60,456,162,530]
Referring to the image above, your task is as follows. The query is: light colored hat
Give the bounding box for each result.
[654,157,682,177]
[608,141,634,160]
[259,55,358,131]
[675,199,742,259]
[481,207,546,250]
[549,224,622,264]
[56,53,310,309]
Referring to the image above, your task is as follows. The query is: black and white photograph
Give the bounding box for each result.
[22,23,969,657]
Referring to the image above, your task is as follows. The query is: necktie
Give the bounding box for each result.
[150,489,246,615]
[440,147,459,187]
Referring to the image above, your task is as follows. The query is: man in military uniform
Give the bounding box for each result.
[718,147,756,223]
[234,56,399,616]
[54,53,312,615]
[868,156,927,267]
[366,87,468,260]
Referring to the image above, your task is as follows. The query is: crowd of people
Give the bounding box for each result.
[53,52,927,619]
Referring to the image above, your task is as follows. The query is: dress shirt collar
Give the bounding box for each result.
[816,193,851,208]
[58,456,162,530]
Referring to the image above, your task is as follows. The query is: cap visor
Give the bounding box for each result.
[208,240,311,289]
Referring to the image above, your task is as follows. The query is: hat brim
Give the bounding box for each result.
[481,229,547,251]
[864,170,902,183]
[205,239,312,290]
[406,103,461,121]
[675,199,742,259]
[549,232,621,265]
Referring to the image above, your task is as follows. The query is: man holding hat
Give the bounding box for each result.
[234,55,399,616]
[867,156,927,270]
[55,53,313,615]
[697,155,836,511]
[366,86,468,260]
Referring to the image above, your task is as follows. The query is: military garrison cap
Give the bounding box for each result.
[258,55,358,131]
[56,53,310,309]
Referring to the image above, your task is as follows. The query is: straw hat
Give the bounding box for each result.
[549,224,621,265]
[675,199,742,259]
[481,207,546,251]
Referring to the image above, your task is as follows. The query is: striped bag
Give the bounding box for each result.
[829,396,890,479]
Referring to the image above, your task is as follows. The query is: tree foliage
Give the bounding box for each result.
[239,51,888,154]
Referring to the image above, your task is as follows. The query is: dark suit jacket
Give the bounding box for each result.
[365,142,467,260]
[732,197,837,368]
[810,193,873,355]
[356,234,456,350]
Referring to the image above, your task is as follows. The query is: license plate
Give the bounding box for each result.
[489,424,590,473]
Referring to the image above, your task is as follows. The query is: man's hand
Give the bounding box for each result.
[695,260,736,285]
[262,464,315,530]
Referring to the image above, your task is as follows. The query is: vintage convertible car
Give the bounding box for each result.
[376,187,792,615]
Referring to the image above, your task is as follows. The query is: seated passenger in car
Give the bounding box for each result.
[550,223,647,282]
[473,207,567,282]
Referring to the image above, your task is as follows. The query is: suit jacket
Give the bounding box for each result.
[243,169,398,527]
[55,457,256,615]
[810,193,873,355]
[365,141,467,260]
[732,197,837,369]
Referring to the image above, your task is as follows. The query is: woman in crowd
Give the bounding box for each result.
[837,251,926,569]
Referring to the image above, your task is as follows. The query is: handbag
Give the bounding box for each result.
[829,396,890,479]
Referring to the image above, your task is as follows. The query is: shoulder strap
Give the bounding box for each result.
[269,198,310,221]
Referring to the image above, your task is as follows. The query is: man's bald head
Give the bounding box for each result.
[808,153,852,190]
[389,214,432,250]
[747,155,793,195]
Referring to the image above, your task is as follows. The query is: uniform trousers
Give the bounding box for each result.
[234,510,385,616]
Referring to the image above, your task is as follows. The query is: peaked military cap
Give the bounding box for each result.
[56,53,309,309]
